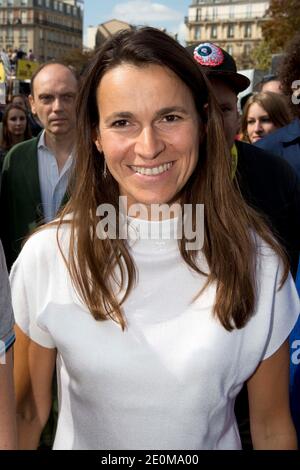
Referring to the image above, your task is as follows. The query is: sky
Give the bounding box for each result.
[83,0,191,45]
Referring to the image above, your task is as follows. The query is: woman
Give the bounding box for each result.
[11,94,43,137]
[241,91,291,144]
[0,103,32,172]
[11,28,299,450]
[0,241,16,449]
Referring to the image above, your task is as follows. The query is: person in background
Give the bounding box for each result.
[187,41,300,448]
[11,27,299,450]
[240,92,292,144]
[255,34,300,179]
[186,42,300,278]
[0,62,78,270]
[0,103,32,173]
[11,93,43,137]
[258,74,283,94]
[0,240,16,449]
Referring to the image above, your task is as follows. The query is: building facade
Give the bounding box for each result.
[94,19,133,49]
[185,0,270,68]
[0,0,83,62]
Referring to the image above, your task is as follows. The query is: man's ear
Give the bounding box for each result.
[28,94,36,115]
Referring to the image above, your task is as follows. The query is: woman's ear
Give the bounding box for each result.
[92,128,102,153]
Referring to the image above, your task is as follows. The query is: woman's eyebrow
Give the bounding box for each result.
[155,106,189,118]
[104,111,133,123]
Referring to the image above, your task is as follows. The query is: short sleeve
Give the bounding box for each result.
[9,237,56,349]
[263,270,300,360]
[0,240,15,360]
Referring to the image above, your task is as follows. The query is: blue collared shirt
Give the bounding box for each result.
[37,131,73,223]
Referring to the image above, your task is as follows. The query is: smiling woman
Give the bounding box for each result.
[93,63,201,208]
[11,27,299,450]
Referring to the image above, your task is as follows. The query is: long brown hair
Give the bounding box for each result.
[241,91,292,142]
[58,27,288,331]
[1,103,32,150]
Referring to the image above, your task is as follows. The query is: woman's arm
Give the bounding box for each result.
[0,347,17,449]
[247,339,297,450]
[14,325,56,450]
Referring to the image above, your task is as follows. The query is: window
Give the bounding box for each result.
[226,44,233,56]
[210,25,217,39]
[244,44,251,56]
[37,0,43,5]
[246,4,252,18]
[7,11,13,24]
[7,0,14,7]
[53,1,58,10]
[45,0,51,8]
[20,28,27,40]
[59,2,63,12]
[196,8,201,21]
[66,4,71,14]
[21,0,28,6]
[212,7,218,20]
[227,24,234,38]
[229,5,235,19]
[6,27,13,40]
[194,26,201,40]
[21,11,27,23]
[244,24,252,38]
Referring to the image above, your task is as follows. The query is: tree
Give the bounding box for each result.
[251,40,272,71]
[58,48,95,76]
[262,0,300,52]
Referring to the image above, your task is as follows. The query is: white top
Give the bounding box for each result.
[38,131,73,223]
[10,218,300,450]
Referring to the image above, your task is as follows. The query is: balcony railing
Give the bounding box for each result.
[186,11,268,23]
[0,18,82,34]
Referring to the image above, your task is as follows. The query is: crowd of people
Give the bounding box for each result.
[0,27,300,451]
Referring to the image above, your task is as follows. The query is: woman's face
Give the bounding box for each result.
[6,108,27,137]
[246,102,277,144]
[94,63,202,211]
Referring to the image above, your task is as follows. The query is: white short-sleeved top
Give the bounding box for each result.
[10,218,300,450]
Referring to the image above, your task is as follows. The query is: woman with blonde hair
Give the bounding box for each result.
[11,27,299,450]
[241,91,292,144]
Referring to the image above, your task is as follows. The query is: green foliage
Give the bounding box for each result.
[58,48,95,76]
[251,40,272,71]
[262,0,300,52]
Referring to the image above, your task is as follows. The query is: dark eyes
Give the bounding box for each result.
[111,119,129,127]
[162,114,181,122]
[111,114,182,128]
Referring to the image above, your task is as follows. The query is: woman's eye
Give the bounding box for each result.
[163,114,180,122]
[111,120,129,127]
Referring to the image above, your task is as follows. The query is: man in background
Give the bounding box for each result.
[0,61,78,269]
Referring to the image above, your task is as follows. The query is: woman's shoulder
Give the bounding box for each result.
[17,220,72,266]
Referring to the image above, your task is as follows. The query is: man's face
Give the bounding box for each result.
[29,64,78,137]
[209,78,240,148]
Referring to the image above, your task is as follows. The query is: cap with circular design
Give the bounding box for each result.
[186,42,250,94]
